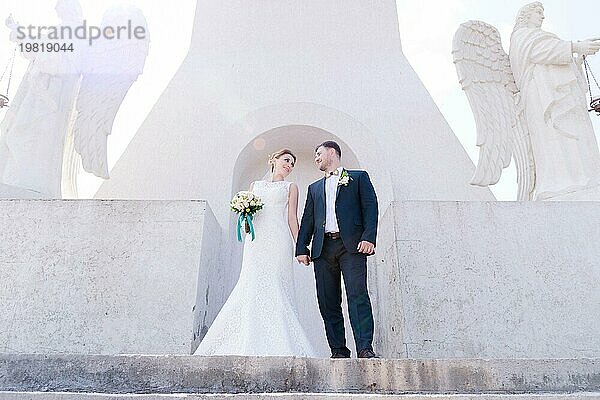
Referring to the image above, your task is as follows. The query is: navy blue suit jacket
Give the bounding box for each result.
[295,170,378,259]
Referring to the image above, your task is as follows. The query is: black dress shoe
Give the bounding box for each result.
[357,349,379,358]
[331,351,350,358]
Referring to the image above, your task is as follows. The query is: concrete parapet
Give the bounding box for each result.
[373,201,600,359]
[0,200,223,355]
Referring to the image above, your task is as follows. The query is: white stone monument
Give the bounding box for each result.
[94,0,494,354]
[96,0,494,212]
[453,2,600,201]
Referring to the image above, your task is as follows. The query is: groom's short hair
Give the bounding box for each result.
[316,141,342,158]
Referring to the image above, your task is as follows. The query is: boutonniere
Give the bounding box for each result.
[338,170,352,187]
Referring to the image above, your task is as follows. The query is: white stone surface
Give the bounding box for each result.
[0,183,49,199]
[0,392,600,400]
[3,199,600,359]
[0,200,223,355]
[374,201,600,359]
[6,354,600,394]
[97,0,494,215]
[4,396,600,400]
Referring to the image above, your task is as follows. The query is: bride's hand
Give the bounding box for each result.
[357,241,375,255]
[296,255,311,266]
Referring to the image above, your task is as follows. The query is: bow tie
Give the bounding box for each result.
[325,170,340,178]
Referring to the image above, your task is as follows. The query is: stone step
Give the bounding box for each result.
[2,394,600,399]
[2,355,600,396]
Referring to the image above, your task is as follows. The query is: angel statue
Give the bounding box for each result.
[453,2,600,201]
[0,0,150,198]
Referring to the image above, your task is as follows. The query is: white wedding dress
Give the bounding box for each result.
[194,180,317,357]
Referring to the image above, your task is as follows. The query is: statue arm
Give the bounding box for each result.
[572,39,600,57]
[5,15,41,62]
[5,15,19,41]
[6,15,34,43]
[529,36,573,66]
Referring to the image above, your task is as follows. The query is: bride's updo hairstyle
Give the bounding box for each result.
[268,149,297,172]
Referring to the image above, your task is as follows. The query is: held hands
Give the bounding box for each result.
[296,242,374,265]
[357,241,375,255]
[296,255,311,266]
[573,39,600,56]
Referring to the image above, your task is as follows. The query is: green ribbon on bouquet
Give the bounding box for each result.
[237,213,256,242]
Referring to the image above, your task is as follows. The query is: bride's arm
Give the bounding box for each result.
[288,183,300,243]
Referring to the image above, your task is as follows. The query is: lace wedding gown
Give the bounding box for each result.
[194,180,317,357]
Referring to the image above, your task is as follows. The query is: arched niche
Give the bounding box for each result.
[232,125,360,202]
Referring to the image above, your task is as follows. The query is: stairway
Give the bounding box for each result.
[2,395,600,399]
[1,355,600,399]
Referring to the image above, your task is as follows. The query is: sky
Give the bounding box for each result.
[0,0,599,200]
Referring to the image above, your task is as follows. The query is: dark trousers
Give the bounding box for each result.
[313,236,374,356]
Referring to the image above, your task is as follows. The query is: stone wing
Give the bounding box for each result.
[452,20,535,200]
[73,6,150,179]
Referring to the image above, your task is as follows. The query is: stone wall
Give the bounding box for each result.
[0,200,223,355]
[373,201,600,358]
[3,199,600,359]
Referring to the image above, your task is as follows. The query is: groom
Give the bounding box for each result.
[296,141,379,359]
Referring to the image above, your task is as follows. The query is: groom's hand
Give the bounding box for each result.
[357,241,375,255]
[296,255,311,266]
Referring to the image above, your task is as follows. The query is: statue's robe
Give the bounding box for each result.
[510,28,600,200]
[0,26,82,197]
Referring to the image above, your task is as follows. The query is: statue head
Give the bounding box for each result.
[55,0,83,24]
[514,2,545,31]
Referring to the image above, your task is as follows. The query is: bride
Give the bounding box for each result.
[194,149,317,357]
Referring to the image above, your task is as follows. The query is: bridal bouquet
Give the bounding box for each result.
[230,191,264,242]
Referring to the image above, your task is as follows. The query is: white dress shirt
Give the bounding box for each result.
[325,166,344,233]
